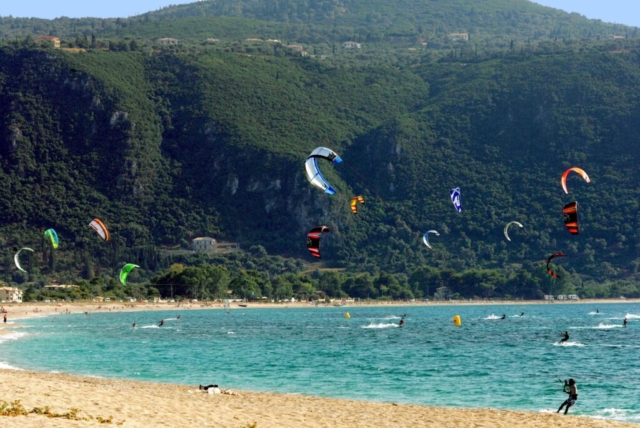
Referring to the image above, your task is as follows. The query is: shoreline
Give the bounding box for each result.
[0,369,636,428]
[1,296,637,319]
[1,300,638,427]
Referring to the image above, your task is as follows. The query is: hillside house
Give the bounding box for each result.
[0,286,23,303]
[44,284,79,291]
[192,237,217,252]
[449,32,469,42]
[245,38,263,42]
[342,41,361,49]
[35,36,60,48]
[288,44,304,52]
[157,38,179,46]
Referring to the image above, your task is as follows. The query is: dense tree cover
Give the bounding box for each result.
[1,34,640,301]
[0,0,636,50]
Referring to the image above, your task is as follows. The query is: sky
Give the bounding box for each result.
[0,0,639,27]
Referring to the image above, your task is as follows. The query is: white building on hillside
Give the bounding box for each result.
[192,237,217,252]
[0,286,23,303]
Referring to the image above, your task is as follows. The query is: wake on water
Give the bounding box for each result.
[485,314,502,320]
[595,323,623,329]
[625,313,640,319]
[553,341,585,347]
[362,323,399,329]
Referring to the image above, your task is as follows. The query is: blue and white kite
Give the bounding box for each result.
[450,187,462,212]
[305,147,342,195]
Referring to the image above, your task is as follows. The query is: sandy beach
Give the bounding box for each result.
[0,369,636,428]
[1,300,638,427]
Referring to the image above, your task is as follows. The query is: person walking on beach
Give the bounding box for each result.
[557,379,578,414]
[559,331,569,344]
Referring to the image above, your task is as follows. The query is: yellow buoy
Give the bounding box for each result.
[453,315,461,326]
[344,312,350,319]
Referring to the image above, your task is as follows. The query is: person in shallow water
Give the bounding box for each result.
[559,331,569,343]
[557,379,578,414]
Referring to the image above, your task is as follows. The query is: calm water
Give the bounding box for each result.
[1,303,639,422]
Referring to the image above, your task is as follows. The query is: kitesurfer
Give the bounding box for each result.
[500,314,506,320]
[557,379,578,414]
[159,319,164,327]
[520,312,524,317]
[132,321,136,328]
[596,309,599,313]
[399,319,405,327]
[623,318,628,327]
[559,331,569,344]
[177,315,181,320]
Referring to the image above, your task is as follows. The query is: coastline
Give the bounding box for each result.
[0,369,636,428]
[1,300,638,427]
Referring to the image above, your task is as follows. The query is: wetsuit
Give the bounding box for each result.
[559,332,569,343]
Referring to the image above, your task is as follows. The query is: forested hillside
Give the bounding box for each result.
[1,1,640,302]
[0,0,635,49]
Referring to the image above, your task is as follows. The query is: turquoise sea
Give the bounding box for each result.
[1,303,639,423]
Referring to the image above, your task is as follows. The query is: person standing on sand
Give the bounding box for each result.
[557,379,578,414]
[3,314,6,323]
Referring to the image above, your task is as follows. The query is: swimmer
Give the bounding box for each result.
[559,331,569,344]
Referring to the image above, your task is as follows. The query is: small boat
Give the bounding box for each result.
[238,304,247,308]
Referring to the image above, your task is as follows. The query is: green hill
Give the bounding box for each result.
[0,0,636,49]
[1,36,640,299]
